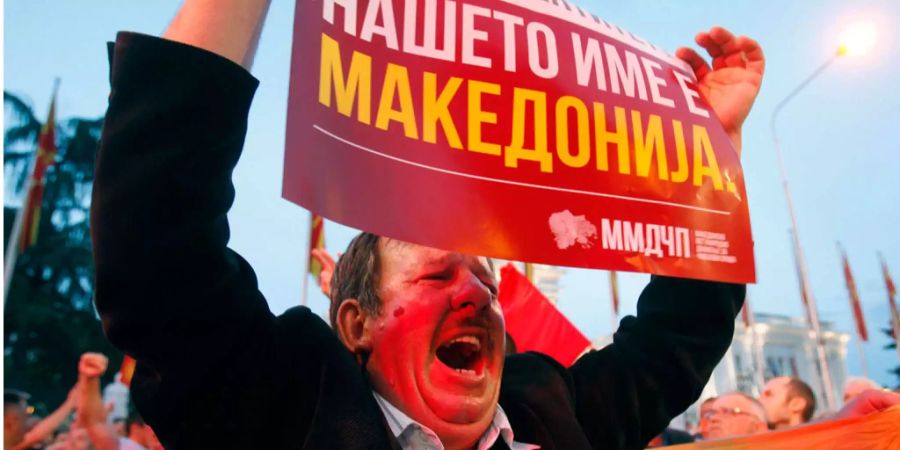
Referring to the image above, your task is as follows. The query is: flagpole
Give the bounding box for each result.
[610,304,617,334]
[4,79,60,301]
[892,307,900,361]
[788,229,837,411]
[744,294,766,394]
[772,54,842,412]
[853,337,869,378]
[301,214,312,307]
[880,253,900,360]
[838,242,869,378]
[609,271,618,333]
[752,327,767,395]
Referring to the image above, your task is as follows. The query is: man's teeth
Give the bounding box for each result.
[448,335,481,350]
[454,368,477,376]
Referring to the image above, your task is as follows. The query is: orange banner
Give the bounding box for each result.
[667,406,900,450]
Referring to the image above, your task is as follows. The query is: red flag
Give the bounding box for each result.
[840,246,868,342]
[498,264,591,366]
[880,254,900,353]
[609,271,619,318]
[119,355,136,386]
[18,91,58,251]
[882,254,897,302]
[308,214,325,278]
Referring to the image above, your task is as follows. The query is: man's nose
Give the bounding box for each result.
[449,273,492,314]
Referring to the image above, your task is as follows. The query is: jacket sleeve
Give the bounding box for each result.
[568,276,744,450]
[90,32,325,446]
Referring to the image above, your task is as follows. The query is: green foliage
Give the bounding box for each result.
[4,91,122,415]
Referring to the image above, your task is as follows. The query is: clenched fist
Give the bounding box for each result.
[78,353,109,379]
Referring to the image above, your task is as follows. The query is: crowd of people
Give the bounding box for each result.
[646,376,900,446]
[5,1,900,449]
[4,354,161,450]
[6,356,897,449]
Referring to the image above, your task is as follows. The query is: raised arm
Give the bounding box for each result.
[91,2,330,447]
[569,27,763,449]
[76,353,120,450]
[162,0,271,68]
[570,277,744,448]
[13,388,77,450]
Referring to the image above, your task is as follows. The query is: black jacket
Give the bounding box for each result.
[92,32,744,450]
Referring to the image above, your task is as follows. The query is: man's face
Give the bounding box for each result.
[4,404,27,447]
[706,394,767,439]
[68,427,92,450]
[759,377,792,425]
[364,241,505,441]
[698,400,716,438]
[112,419,126,437]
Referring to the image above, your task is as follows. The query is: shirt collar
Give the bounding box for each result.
[373,392,539,450]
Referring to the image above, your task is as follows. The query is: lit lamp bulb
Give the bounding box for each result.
[837,22,877,56]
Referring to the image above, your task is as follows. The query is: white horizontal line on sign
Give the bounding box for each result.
[312,124,732,216]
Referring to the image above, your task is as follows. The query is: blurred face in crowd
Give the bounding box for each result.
[706,393,768,439]
[67,427,92,450]
[843,379,880,404]
[697,397,716,439]
[112,419,127,437]
[336,240,505,448]
[760,376,808,428]
[4,402,28,448]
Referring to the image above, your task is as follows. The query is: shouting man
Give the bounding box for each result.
[92,1,765,449]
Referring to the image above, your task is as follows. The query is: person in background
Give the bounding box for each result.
[11,388,79,450]
[842,377,882,404]
[5,390,35,450]
[75,353,149,450]
[122,415,163,450]
[111,419,127,439]
[759,376,816,429]
[705,392,768,440]
[695,397,717,440]
[646,427,695,447]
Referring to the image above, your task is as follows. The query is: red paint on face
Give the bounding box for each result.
[363,241,505,448]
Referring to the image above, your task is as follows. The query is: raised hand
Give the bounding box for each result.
[676,27,765,154]
[78,353,109,379]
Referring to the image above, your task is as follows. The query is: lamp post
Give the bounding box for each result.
[769,23,877,412]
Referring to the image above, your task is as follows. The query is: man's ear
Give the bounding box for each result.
[336,299,374,357]
[787,396,806,416]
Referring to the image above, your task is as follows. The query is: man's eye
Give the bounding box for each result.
[423,271,453,281]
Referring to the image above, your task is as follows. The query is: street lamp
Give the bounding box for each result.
[769,21,876,413]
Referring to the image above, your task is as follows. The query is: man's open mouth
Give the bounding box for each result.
[435,335,485,376]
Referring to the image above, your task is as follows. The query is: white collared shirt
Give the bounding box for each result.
[373,392,540,450]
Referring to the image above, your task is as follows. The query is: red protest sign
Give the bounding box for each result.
[284,0,755,283]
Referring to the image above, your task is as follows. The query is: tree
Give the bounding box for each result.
[4,91,121,415]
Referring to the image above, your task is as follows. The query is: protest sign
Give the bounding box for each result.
[284,0,755,283]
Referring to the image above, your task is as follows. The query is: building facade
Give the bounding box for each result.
[705,313,849,412]
[594,312,850,427]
